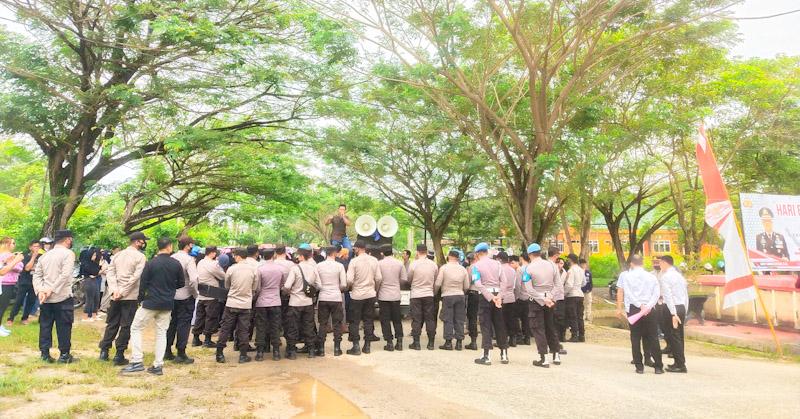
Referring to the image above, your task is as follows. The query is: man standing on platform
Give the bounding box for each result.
[345,240,381,355]
[99,232,148,365]
[616,255,663,374]
[165,236,198,364]
[33,230,77,363]
[326,204,352,254]
[407,243,438,351]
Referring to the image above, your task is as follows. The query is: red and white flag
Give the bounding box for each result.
[696,124,757,308]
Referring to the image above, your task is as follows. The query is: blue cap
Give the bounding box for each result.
[298,243,312,251]
[473,242,489,253]
[189,245,202,257]
[526,243,541,254]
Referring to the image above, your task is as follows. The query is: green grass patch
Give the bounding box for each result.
[690,338,800,363]
[38,400,109,419]
[0,320,101,354]
[592,276,614,287]
[111,385,168,406]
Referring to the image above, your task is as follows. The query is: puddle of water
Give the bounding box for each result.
[288,373,366,418]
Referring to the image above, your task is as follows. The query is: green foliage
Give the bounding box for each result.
[588,253,622,280]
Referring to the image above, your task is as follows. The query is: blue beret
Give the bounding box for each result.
[526,243,541,254]
[473,242,489,253]
[298,243,312,251]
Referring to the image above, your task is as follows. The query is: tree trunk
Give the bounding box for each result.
[560,206,574,254]
[430,230,445,265]
[578,194,593,260]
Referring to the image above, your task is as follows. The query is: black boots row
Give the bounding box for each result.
[438,339,464,351]
[98,348,128,366]
[383,337,403,351]
[192,333,216,348]
[42,351,77,364]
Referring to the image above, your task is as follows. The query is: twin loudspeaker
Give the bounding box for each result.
[355,214,398,238]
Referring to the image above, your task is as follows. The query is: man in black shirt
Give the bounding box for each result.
[325,204,352,255]
[8,240,41,325]
[122,237,183,376]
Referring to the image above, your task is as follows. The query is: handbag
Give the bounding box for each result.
[298,264,318,299]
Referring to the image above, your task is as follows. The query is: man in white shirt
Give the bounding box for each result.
[616,255,663,374]
[659,255,688,373]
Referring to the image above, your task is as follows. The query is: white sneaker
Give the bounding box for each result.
[0,328,10,337]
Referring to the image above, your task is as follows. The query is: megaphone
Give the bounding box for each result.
[355,214,378,236]
[377,215,398,238]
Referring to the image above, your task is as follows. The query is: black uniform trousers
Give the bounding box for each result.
[528,300,550,355]
[515,299,531,339]
[39,298,74,355]
[348,297,375,343]
[317,300,344,346]
[554,299,567,341]
[543,304,560,353]
[378,300,403,341]
[285,304,316,349]
[98,299,138,351]
[666,305,687,368]
[216,307,252,352]
[440,295,466,340]
[565,296,584,338]
[479,297,508,350]
[254,306,282,350]
[9,282,36,321]
[192,299,222,337]
[466,291,480,339]
[410,296,436,339]
[166,297,195,352]
[629,304,663,369]
[502,301,518,339]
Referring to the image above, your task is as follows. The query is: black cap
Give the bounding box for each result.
[129,231,150,241]
[416,243,427,252]
[54,229,73,241]
[759,207,774,218]
[354,240,366,249]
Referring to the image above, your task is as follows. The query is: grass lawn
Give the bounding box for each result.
[593,277,614,288]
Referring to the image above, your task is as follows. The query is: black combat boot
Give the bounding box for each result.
[465,337,478,350]
[533,353,550,368]
[346,341,361,356]
[500,348,509,364]
[522,336,531,345]
[455,340,463,351]
[239,350,252,364]
[439,339,453,350]
[272,348,281,361]
[409,337,421,350]
[333,341,343,357]
[362,340,371,354]
[98,349,109,361]
[192,334,203,347]
[384,339,394,352]
[255,348,265,361]
[112,349,129,366]
[395,337,403,351]
[474,349,491,366]
[509,335,517,347]
[427,336,435,350]
[202,335,216,348]
[215,348,225,363]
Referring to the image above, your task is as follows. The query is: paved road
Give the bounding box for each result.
[207,324,800,419]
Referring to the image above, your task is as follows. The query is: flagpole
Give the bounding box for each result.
[732,213,784,357]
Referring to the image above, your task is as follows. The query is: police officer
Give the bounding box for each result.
[32,229,77,363]
[282,243,319,359]
[472,243,510,365]
[522,243,559,367]
[345,240,382,355]
[756,207,790,260]
[464,252,480,350]
[407,243,438,350]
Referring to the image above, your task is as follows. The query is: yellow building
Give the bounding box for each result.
[548,227,684,258]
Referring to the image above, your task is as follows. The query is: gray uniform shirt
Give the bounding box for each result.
[408,258,438,299]
[32,245,75,304]
[284,260,319,307]
[523,258,557,306]
[171,251,198,300]
[106,246,146,301]
[377,256,406,301]
[435,262,469,297]
[316,259,346,302]
[196,258,225,301]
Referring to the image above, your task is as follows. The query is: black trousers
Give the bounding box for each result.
[565,296,584,338]
[348,297,375,343]
[217,307,252,352]
[39,298,74,355]
[529,301,549,355]
[9,282,36,321]
[543,304,560,353]
[440,295,466,340]
[515,300,531,338]
[502,301,518,339]
[254,306,282,350]
[629,305,663,369]
[657,303,671,349]
[479,297,507,350]
[166,297,195,352]
[83,276,100,315]
[410,296,436,339]
[192,299,222,337]
[285,305,316,349]
[665,305,687,368]
[554,300,567,340]
[317,300,344,346]
[378,300,403,340]
[466,291,480,339]
[98,299,138,351]
[0,284,16,321]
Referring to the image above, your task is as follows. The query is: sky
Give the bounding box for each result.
[1,0,799,186]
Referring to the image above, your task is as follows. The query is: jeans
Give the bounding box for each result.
[9,282,36,321]
[331,236,353,254]
[130,307,171,367]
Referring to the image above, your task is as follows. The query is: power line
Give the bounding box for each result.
[726,8,800,20]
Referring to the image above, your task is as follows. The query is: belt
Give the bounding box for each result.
[486,287,501,294]
[467,290,480,295]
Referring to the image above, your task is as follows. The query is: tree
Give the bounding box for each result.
[313,0,735,243]
[0,0,354,234]
[319,80,482,262]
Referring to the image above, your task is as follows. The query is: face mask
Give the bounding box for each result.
[140,241,147,251]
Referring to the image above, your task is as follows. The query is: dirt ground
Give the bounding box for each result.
[1,316,798,418]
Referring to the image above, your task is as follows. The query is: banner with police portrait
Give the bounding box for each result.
[740,193,800,271]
